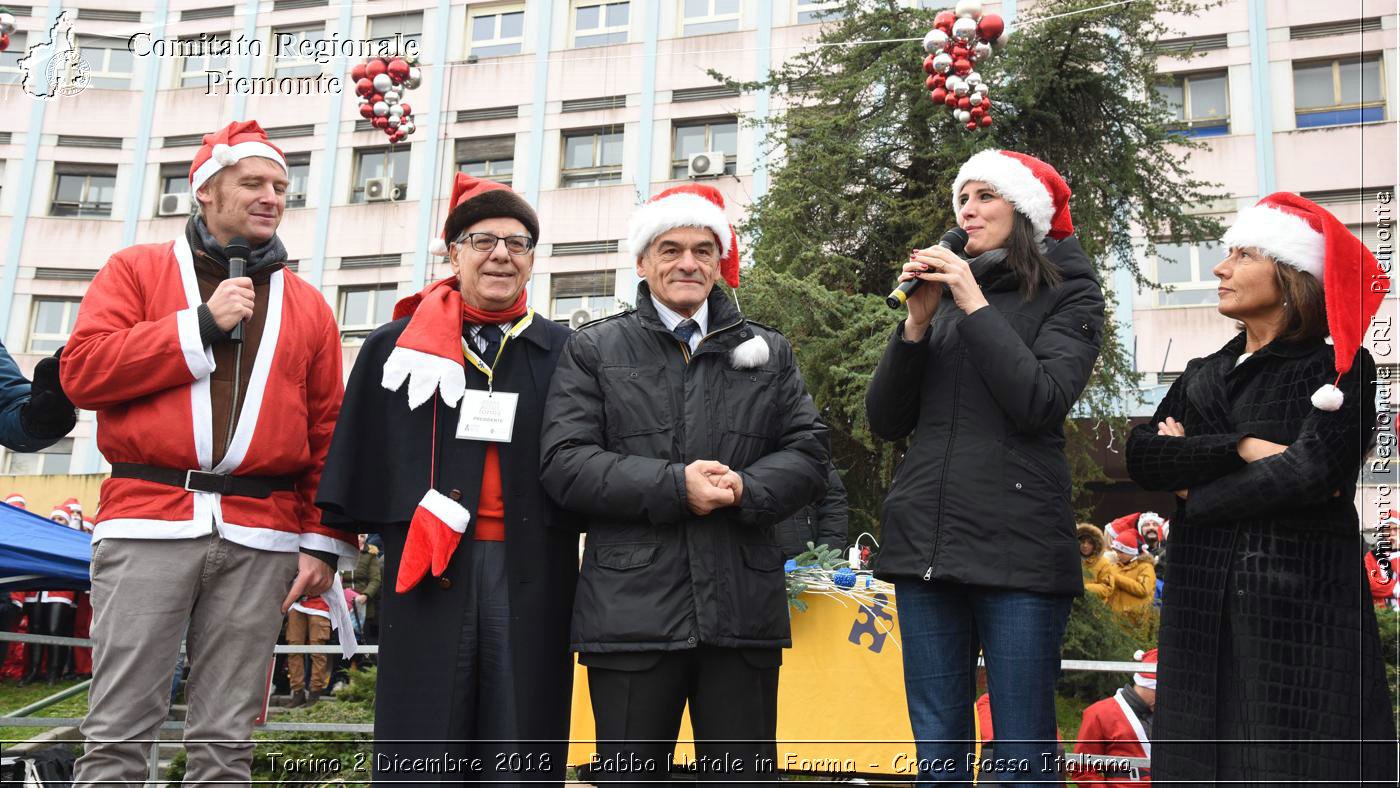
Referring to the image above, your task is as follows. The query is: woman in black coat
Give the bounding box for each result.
[1126,192,1396,784]
[867,150,1104,786]
[317,175,578,787]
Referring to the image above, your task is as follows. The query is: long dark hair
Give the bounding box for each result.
[1003,212,1063,301]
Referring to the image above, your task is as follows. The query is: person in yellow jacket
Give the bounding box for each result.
[1105,529,1157,628]
[1078,523,1113,601]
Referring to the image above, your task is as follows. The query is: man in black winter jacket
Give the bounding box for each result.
[778,464,849,560]
[541,183,828,784]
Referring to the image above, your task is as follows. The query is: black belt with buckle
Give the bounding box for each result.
[110,462,297,500]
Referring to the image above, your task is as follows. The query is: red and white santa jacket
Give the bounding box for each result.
[1074,689,1151,787]
[60,235,355,562]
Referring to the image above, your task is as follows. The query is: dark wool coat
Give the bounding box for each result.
[866,237,1105,594]
[1126,333,1397,784]
[316,315,578,786]
[540,283,829,653]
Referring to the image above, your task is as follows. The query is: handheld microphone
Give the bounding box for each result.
[886,227,968,309]
[225,236,251,343]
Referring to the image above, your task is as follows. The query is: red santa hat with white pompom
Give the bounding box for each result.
[1221,192,1388,411]
[1133,648,1158,689]
[188,120,287,191]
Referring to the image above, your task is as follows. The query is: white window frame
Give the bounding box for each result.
[367,12,423,58]
[351,146,410,203]
[1160,70,1230,129]
[794,0,844,24]
[284,153,311,209]
[468,3,526,58]
[571,1,630,48]
[550,271,618,324]
[27,297,82,354]
[560,127,624,187]
[457,156,515,185]
[0,31,26,85]
[670,117,739,179]
[338,284,398,340]
[178,36,230,88]
[271,24,326,78]
[1149,239,1222,307]
[679,0,741,36]
[75,37,135,90]
[1293,54,1387,116]
[2,438,75,475]
[50,166,117,218]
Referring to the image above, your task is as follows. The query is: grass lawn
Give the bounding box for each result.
[0,679,90,744]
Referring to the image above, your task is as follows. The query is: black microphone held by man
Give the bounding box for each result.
[224,236,250,343]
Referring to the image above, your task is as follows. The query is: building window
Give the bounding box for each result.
[178,37,229,87]
[1153,239,1221,306]
[159,163,191,199]
[1294,55,1385,128]
[671,117,738,179]
[1157,70,1229,137]
[3,438,74,475]
[75,37,134,89]
[572,1,629,48]
[0,32,26,84]
[681,0,740,36]
[561,127,623,187]
[795,0,845,24]
[28,298,81,354]
[469,4,525,58]
[272,25,327,78]
[351,147,410,203]
[50,166,117,218]
[368,13,422,58]
[339,285,397,340]
[284,153,310,208]
[551,270,617,324]
[456,136,515,185]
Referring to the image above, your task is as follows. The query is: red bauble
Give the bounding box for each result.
[923,54,936,75]
[952,45,970,60]
[355,78,374,98]
[366,59,388,78]
[978,14,1005,42]
[930,88,948,104]
[957,97,971,110]
[0,33,9,52]
[944,92,958,107]
[387,58,410,82]
[398,103,412,116]
[370,92,384,104]
[934,10,956,32]
[350,63,367,82]
[926,75,938,90]
[980,114,993,127]
[971,107,985,120]
[953,58,972,76]
[358,103,375,119]
[966,121,978,131]
[372,116,389,129]
[930,74,946,90]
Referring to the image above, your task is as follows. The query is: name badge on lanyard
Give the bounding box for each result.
[456,311,534,443]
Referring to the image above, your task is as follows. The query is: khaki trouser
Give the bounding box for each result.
[284,608,331,693]
[74,534,298,787]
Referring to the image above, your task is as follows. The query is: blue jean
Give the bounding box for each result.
[894,580,1072,787]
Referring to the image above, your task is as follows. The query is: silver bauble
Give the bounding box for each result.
[372,101,389,117]
[372,73,393,94]
[922,29,949,54]
[954,0,983,20]
[932,52,954,75]
[952,16,977,43]
[972,41,993,61]
[384,89,400,104]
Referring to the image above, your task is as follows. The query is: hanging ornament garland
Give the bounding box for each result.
[0,8,17,54]
[351,51,422,144]
[921,0,1008,131]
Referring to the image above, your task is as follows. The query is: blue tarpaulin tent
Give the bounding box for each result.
[0,502,90,591]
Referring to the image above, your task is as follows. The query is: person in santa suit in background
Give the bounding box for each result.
[0,496,26,682]
[19,504,81,685]
[1367,512,1398,610]
[59,120,354,786]
[1074,649,1156,787]
[57,497,96,680]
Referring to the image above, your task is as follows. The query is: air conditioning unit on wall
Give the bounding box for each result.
[687,151,726,179]
[158,192,191,216]
[364,177,400,202]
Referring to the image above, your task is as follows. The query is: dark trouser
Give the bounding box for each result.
[585,646,781,786]
[22,601,75,681]
[894,580,1072,788]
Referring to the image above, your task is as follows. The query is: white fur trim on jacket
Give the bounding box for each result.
[730,335,770,369]
[1221,204,1325,281]
[190,140,288,191]
[382,346,467,410]
[418,488,472,534]
[951,150,1054,239]
[628,192,732,259]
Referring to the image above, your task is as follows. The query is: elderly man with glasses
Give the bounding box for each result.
[317,173,579,786]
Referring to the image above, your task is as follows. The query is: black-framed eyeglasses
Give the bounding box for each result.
[455,232,536,255]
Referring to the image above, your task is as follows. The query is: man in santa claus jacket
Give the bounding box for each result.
[60,120,355,785]
[1074,648,1156,787]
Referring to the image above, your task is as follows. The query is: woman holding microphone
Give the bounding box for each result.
[867,150,1105,786]
[1125,192,1395,783]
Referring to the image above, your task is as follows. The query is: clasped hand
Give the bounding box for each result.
[684,459,744,516]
